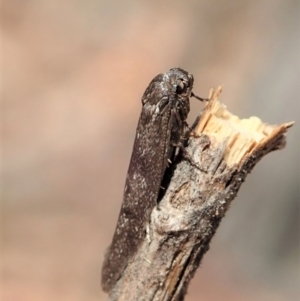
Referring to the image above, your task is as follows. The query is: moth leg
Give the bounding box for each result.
[191,92,210,102]
[184,121,201,139]
[188,92,211,137]
[172,141,206,172]
[181,147,207,172]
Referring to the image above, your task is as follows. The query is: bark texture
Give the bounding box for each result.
[107,87,294,301]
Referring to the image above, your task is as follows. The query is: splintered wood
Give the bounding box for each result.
[195,87,294,166]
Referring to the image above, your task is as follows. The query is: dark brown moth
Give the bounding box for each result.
[101,68,205,292]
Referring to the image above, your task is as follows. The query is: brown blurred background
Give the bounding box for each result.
[2,1,299,300]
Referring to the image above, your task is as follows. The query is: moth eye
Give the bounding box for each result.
[176,79,188,94]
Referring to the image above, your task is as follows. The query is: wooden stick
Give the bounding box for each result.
[108,87,294,301]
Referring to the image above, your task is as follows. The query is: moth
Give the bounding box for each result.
[101,68,205,292]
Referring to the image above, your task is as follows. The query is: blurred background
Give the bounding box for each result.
[2,0,299,300]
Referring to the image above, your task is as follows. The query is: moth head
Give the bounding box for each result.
[168,68,194,97]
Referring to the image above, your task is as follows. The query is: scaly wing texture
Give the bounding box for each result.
[101,69,192,292]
